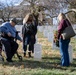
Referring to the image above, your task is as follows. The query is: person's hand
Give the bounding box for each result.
[19,39,23,42]
[22,34,24,38]
[7,32,12,37]
[17,40,22,44]
[1,32,5,36]
[20,40,23,42]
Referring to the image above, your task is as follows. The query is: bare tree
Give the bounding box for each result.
[1,0,75,24]
[20,0,76,20]
[0,0,20,22]
[64,0,76,23]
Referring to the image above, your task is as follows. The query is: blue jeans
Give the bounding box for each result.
[59,38,70,66]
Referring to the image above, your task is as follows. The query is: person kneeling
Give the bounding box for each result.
[0,18,22,62]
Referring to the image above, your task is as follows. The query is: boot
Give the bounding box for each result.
[24,53,26,57]
[28,52,31,57]
[32,49,34,53]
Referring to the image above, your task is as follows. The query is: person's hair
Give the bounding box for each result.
[23,13,34,24]
[58,13,66,21]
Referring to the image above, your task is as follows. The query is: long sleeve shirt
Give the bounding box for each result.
[57,19,71,39]
[0,22,22,41]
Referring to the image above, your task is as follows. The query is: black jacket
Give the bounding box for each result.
[22,21,38,44]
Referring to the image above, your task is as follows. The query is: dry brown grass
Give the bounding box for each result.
[0,31,76,75]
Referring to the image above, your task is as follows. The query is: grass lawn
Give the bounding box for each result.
[0,31,76,75]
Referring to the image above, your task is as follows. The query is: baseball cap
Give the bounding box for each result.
[10,18,17,24]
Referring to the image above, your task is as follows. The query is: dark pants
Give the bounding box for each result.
[23,35,35,53]
[23,43,34,53]
[1,38,18,61]
[59,38,70,66]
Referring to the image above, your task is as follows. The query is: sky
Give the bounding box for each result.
[0,0,23,5]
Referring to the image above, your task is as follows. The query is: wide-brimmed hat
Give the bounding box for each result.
[10,18,17,24]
